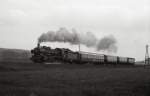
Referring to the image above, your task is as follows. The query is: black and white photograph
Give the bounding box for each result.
[0,0,150,96]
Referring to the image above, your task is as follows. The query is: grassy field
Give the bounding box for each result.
[0,62,150,96]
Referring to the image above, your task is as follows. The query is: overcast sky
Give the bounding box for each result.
[0,0,150,60]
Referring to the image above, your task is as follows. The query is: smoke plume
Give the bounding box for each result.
[38,27,98,47]
[38,28,118,53]
[97,35,117,52]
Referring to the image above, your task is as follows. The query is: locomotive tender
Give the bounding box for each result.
[30,45,135,65]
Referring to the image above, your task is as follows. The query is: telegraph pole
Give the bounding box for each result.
[145,45,149,65]
[144,3,149,65]
[79,43,80,52]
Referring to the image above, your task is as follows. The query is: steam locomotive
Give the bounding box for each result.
[30,44,135,65]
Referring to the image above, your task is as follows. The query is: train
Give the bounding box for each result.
[30,44,135,65]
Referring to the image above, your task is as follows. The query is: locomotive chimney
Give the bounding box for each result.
[37,42,40,48]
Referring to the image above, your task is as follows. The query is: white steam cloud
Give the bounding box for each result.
[38,27,118,52]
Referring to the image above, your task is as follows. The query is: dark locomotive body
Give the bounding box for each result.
[31,45,135,65]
